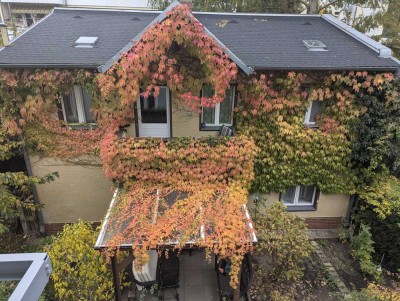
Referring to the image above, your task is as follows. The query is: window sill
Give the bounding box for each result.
[285,205,317,212]
[200,125,222,131]
[304,123,319,129]
[66,123,97,130]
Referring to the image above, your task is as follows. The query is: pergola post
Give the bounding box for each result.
[111,251,135,301]
[111,256,122,301]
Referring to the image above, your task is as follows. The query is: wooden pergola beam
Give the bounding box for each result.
[111,251,134,301]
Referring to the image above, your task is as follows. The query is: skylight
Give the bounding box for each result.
[303,40,328,51]
[74,36,98,48]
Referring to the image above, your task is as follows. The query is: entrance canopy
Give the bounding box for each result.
[95,187,257,250]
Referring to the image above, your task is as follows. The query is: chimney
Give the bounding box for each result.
[0,23,9,46]
[181,0,193,11]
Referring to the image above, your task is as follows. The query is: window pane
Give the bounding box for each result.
[63,89,79,123]
[282,187,296,204]
[202,107,215,124]
[140,88,167,124]
[309,101,323,123]
[298,185,315,204]
[202,85,215,124]
[82,88,95,123]
[219,87,234,125]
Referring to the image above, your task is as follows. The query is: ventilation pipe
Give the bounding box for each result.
[0,23,9,46]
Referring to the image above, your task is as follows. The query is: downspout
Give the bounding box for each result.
[22,147,46,235]
[395,68,400,83]
[343,194,357,228]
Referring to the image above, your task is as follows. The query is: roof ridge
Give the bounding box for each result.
[193,11,321,17]
[54,7,161,13]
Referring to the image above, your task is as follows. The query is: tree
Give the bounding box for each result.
[0,120,57,234]
[380,0,400,58]
[150,0,386,14]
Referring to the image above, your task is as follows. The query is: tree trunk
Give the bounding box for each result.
[309,0,319,14]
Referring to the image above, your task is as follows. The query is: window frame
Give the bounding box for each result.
[304,100,323,127]
[61,85,95,124]
[201,86,235,129]
[280,185,318,211]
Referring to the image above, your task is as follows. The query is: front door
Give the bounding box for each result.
[137,87,171,138]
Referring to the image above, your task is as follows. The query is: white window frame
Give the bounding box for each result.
[61,85,91,124]
[201,86,235,127]
[304,100,321,126]
[282,185,317,206]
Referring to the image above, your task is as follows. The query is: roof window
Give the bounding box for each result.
[303,40,328,51]
[74,36,98,48]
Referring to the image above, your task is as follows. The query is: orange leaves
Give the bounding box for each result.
[96,4,237,126]
[100,132,258,189]
[100,133,257,287]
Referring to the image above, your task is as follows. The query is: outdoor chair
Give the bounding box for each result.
[219,125,234,137]
[215,254,253,301]
[157,250,180,300]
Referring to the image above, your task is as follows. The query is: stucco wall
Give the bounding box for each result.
[30,155,113,224]
[248,192,350,219]
[171,99,218,138]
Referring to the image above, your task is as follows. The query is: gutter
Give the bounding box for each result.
[22,147,45,235]
[252,66,399,72]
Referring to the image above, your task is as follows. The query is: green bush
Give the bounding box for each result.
[250,202,314,301]
[351,224,381,280]
[360,208,400,272]
[48,220,115,301]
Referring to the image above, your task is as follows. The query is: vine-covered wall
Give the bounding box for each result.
[236,72,397,195]
[0,3,398,287]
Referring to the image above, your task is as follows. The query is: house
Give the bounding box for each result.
[0,0,399,233]
[1,1,399,299]
[0,3,400,233]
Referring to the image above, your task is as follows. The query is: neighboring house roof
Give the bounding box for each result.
[0,2,399,72]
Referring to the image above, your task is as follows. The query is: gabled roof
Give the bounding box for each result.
[0,1,398,72]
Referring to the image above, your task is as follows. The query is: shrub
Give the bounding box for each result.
[349,283,400,301]
[250,202,314,301]
[351,224,381,280]
[48,220,115,301]
[361,208,400,272]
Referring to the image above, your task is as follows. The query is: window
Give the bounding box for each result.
[201,86,235,128]
[61,85,95,124]
[281,185,318,210]
[139,88,168,123]
[304,101,323,126]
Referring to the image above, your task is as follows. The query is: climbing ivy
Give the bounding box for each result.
[236,71,396,195]
[0,2,398,290]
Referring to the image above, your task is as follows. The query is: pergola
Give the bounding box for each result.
[94,188,257,301]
